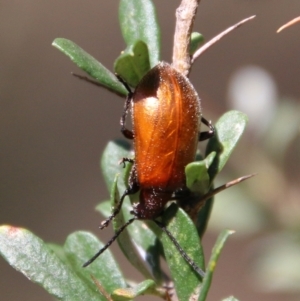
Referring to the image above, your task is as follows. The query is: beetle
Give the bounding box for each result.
[83,62,214,276]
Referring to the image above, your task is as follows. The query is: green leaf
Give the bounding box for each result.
[47,243,69,264]
[198,229,234,301]
[114,40,151,87]
[119,0,160,67]
[190,32,204,55]
[101,140,132,193]
[206,111,248,181]
[204,151,217,169]
[52,38,127,96]
[0,226,102,301]
[182,152,216,235]
[64,231,127,294]
[112,279,157,300]
[160,204,205,301]
[185,160,210,194]
[191,152,217,237]
[222,296,240,301]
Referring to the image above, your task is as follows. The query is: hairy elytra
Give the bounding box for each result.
[130,62,201,219]
[83,62,214,277]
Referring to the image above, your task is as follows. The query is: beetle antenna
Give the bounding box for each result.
[154,220,206,278]
[83,217,136,267]
[99,191,128,230]
[99,180,140,229]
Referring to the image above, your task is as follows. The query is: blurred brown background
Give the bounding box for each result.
[1,1,300,300]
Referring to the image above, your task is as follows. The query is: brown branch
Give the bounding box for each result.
[181,174,256,222]
[199,174,256,204]
[172,0,201,76]
[192,15,256,63]
[277,16,300,32]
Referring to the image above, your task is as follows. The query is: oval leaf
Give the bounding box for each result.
[101,140,132,192]
[64,231,127,294]
[0,226,102,301]
[119,0,160,67]
[52,38,127,96]
[206,111,248,181]
[182,152,216,235]
[114,40,151,87]
[185,160,210,194]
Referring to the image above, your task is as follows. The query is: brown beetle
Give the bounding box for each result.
[84,62,214,276]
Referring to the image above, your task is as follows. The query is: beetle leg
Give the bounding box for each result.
[116,74,135,140]
[120,92,134,139]
[198,116,215,141]
[119,157,134,168]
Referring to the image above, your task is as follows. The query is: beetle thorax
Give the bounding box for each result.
[133,188,172,219]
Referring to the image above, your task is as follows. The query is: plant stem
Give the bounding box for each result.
[172,0,201,76]
[192,15,256,63]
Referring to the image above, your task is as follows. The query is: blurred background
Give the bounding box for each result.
[1,1,300,300]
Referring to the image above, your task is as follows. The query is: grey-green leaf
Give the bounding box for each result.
[101,140,132,193]
[185,160,210,194]
[47,243,69,264]
[160,204,205,301]
[0,226,103,301]
[64,231,126,294]
[206,111,248,181]
[52,38,127,96]
[198,229,234,301]
[119,0,160,67]
[114,40,151,87]
[183,152,216,235]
